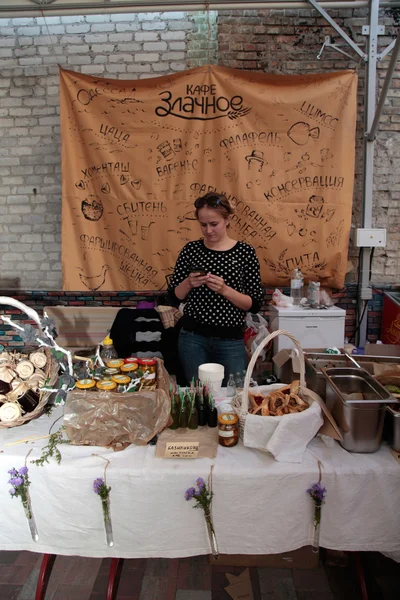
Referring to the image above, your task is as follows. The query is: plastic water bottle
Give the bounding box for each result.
[227,373,236,397]
[100,335,118,362]
[290,268,304,305]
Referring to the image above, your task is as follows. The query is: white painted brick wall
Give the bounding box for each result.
[0,12,195,289]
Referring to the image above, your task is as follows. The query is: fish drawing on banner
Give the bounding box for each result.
[287,122,320,145]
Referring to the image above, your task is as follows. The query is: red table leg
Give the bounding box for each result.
[106,557,122,600]
[353,552,369,600]
[35,553,56,600]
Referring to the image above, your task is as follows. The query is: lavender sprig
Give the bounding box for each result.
[8,466,32,518]
[93,477,111,521]
[307,482,327,507]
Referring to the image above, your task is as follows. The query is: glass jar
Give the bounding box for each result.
[75,379,97,392]
[218,413,240,447]
[103,367,120,380]
[138,359,157,387]
[106,359,124,370]
[120,363,139,376]
[111,374,131,393]
[124,357,139,365]
[96,380,117,392]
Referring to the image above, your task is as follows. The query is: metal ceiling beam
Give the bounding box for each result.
[2,0,400,17]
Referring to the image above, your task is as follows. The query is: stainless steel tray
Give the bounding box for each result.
[384,406,400,452]
[322,367,395,453]
[305,353,359,398]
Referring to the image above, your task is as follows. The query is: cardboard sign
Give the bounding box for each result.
[164,441,199,459]
[60,66,357,291]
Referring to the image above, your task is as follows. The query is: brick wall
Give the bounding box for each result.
[218,7,400,285]
[0,8,399,346]
[0,284,383,349]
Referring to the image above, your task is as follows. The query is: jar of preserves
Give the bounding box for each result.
[96,380,117,392]
[218,413,239,447]
[106,359,124,370]
[75,378,97,392]
[120,363,139,376]
[138,358,157,386]
[111,374,131,393]
[124,357,139,365]
[103,367,120,380]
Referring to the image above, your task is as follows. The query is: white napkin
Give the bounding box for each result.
[243,401,323,463]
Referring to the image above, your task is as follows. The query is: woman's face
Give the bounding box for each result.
[197,206,230,243]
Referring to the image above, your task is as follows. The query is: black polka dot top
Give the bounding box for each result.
[168,239,264,339]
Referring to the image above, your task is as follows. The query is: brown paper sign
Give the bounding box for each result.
[60,66,357,291]
[164,441,199,459]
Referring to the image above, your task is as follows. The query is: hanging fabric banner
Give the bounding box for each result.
[60,65,357,291]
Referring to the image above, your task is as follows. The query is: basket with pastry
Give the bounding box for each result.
[231,329,325,462]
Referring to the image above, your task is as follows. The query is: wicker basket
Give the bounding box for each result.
[0,307,60,430]
[231,329,306,438]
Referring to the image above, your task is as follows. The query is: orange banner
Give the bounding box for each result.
[60,65,357,292]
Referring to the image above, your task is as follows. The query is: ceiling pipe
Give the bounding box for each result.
[3,1,400,18]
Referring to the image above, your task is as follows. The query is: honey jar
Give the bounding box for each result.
[218,413,239,447]
[96,380,117,392]
[111,374,131,393]
[106,359,124,369]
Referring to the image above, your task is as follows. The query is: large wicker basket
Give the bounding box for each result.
[231,329,306,438]
[0,299,60,429]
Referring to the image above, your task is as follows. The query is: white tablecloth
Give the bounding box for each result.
[1,406,400,560]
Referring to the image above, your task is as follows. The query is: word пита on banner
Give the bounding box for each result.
[60,65,357,292]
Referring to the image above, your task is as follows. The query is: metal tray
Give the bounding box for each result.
[322,367,395,453]
[384,406,400,452]
[305,353,359,398]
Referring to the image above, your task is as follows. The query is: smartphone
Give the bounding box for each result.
[190,267,207,276]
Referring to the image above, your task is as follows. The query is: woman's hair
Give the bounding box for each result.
[194,192,235,220]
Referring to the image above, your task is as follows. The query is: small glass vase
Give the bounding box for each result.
[205,512,219,559]
[312,504,321,553]
[102,499,114,547]
[23,498,39,542]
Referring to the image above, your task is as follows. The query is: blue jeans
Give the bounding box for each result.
[178,328,247,386]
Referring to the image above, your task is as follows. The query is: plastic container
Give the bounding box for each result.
[290,268,304,305]
[100,336,118,362]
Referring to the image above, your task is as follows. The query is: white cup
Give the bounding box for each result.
[198,363,224,396]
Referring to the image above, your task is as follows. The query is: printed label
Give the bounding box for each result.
[218,430,234,438]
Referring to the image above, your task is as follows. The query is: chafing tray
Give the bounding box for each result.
[322,367,396,453]
[384,406,400,452]
[305,353,359,398]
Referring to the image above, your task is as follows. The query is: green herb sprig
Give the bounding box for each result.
[31,426,70,467]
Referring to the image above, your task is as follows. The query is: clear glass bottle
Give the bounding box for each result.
[235,371,243,389]
[226,373,236,397]
[100,335,118,362]
[290,268,304,305]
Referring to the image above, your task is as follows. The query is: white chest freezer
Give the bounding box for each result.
[269,305,346,354]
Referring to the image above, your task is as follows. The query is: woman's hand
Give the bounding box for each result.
[205,274,227,295]
[188,272,209,289]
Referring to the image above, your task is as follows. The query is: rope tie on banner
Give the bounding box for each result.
[40,8,60,68]
[205,1,211,69]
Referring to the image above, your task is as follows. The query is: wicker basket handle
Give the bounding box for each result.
[241,328,306,416]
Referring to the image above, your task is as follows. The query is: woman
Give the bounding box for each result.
[168,192,264,385]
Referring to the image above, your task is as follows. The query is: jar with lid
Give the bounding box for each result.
[121,363,139,377]
[138,359,157,386]
[218,413,240,447]
[96,380,117,392]
[103,367,120,380]
[111,374,130,393]
[106,359,124,370]
[75,379,97,392]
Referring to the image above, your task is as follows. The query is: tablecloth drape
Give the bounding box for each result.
[1,407,399,560]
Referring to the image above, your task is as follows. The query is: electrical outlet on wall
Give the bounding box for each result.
[356,228,387,247]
